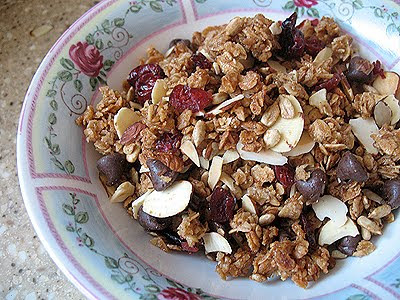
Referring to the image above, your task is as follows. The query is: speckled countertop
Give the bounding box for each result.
[0,1,97,299]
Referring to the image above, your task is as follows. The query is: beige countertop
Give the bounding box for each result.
[0,1,96,298]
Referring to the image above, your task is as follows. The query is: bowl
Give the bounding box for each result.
[17,0,400,299]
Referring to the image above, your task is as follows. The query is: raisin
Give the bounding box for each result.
[207,187,235,223]
[181,242,199,253]
[127,64,165,105]
[169,84,212,113]
[191,52,212,70]
[305,36,325,57]
[155,132,182,154]
[315,73,343,91]
[274,164,295,193]
[279,12,305,59]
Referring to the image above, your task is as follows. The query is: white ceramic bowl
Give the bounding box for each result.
[17,0,400,299]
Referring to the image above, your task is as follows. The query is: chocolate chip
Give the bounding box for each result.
[96,153,128,186]
[296,169,327,204]
[147,159,178,191]
[382,179,400,209]
[337,235,361,256]
[346,57,374,84]
[336,151,368,183]
[137,207,171,231]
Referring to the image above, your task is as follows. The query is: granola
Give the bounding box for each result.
[77,12,400,288]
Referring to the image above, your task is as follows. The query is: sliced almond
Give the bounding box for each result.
[199,156,210,169]
[374,100,392,127]
[269,22,282,35]
[309,88,332,116]
[312,195,348,227]
[203,232,232,254]
[383,95,400,125]
[164,46,175,57]
[284,131,315,157]
[236,141,288,165]
[206,94,244,116]
[220,172,238,194]
[318,217,359,246]
[139,165,150,173]
[241,194,257,215]
[349,117,379,154]
[180,140,200,167]
[131,190,153,219]
[372,71,400,99]
[208,156,223,189]
[259,213,275,226]
[314,47,333,67]
[263,129,281,149]
[151,79,167,104]
[114,108,141,139]
[142,181,192,218]
[222,149,240,164]
[213,62,221,75]
[110,181,135,203]
[193,120,206,147]
[269,95,304,153]
[267,60,286,73]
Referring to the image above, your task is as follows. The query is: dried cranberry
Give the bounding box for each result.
[127,64,165,105]
[372,60,385,79]
[279,12,305,58]
[311,19,319,26]
[305,37,325,57]
[191,52,212,70]
[155,132,182,154]
[207,187,235,223]
[315,73,343,91]
[169,85,212,113]
[274,164,295,193]
[181,242,199,253]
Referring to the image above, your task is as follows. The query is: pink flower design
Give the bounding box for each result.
[69,42,104,77]
[294,0,318,8]
[157,288,201,300]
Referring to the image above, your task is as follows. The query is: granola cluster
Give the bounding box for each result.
[77,12,400,288]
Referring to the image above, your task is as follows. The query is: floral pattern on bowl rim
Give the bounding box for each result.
[17,0,400,299]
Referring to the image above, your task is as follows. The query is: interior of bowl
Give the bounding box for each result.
[17,0,400,299]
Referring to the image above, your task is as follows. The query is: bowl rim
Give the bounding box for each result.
[16,0,400,298]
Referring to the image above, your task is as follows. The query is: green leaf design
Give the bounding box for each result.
[51,157,65,171]
[75,212,89,224]
[195,0,207,3]
[307,8,319,18]
[90,77,98,91]
[125,274,133,282]
[130,4,142,12]
[57,70,73,82]
[107,41,113,47]
[105,256,119,269]
[97,76,107,85]
[62,203,75,215]
[50,100,58,110]
[47,89,57,97]
[95,39,104,50]
[144,284,160,293]
[301,7,305,15]
[283,1,295,10]
[353,0,363,9]
[51,144,60,155]
[64,160,75,174]
[103,60,114,71]
[114,17,125,27]
[166,278,184,289]
[66,226,75,232]
[73,79,83,93]
[48,113,57,125]
[140,295,157,300]
[374,8,384,18]
[86,33,95,45]
[346,295,371,300]
[60,58,75,70]
[150,1,163,12]
[101,19,111,34]
[82,234,95,247]
[111,274,126,284]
